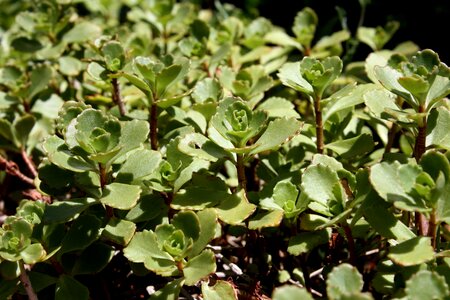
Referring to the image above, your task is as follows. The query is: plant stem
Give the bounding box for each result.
[413,105,427,161]
[428,210,438,249]
[384,122,398,154]
[19,262,38,300]
[342,223,356,265]
[0,155,35,186]
[111,78,127,117]
[21,148,38,178]
[313,95,324,154]
[413,105,428,236]
[236,154,247,191]
[150,103,158,150]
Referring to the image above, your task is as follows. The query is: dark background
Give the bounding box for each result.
[218,0,450,63]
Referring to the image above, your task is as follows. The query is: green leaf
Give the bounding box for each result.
[249,117,302,155]
[28,65,52,100]
[192,78,222,103]
[150,278,184,300]
[172,174,230,210]
[27,271,58,293]
[13,114,35,148]
[72,243,114,275]
[388,237,435,266]
[11,37,43,53]
[370,161,428,212]
[272,285,313,300]
[292,7,318,48]
[60,215,102,254]
[427,107,450,150]
[202,280,238,300]
[156,59,190,98]
[301,164,340,216]
[124,230,173,263]
[116,149,162,183]
[374,66,415,106]
[287,229,331,256]
[63,22,101,43]
[58,56,83,76]
[100,183,141,210]
[323,84,377,122]
[43,136,95,173]
[248,209,284,229]
[20,243,46,264]
[116,119,150,158]
[0,119,14,142]
[55,275,89,300]
[102,217,136,246]
[183,249,216,286]
[326,263,364,299]
[257,97,300,119]
[125,194,166,223]
[325,134,374,159]
[278,62,314,96]
[405,270,449,300]
[360,190,415,241]
[43,198,97,224]
[190,208,218,258]
[102,41,125,72]
[215,189,256,224]
[172,210,200,241]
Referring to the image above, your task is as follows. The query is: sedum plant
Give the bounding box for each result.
[1,0,450,299]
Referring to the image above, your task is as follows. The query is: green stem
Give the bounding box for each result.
[236,154,247,191]
[314,95,324,154]
[111,78,126,117]
[150,103,158,150]
[19,262,38,300]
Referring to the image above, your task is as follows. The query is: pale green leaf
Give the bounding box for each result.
[405,270,449,300]
[100,182,141,210]
[427,107,450,150]
[215,189,256,224]
[248,209,284,229]
[183,249,216,286]
[63,22,101,43]
[272,285,313,300]
[326,263,364,299]
[20,243,46,264]
[150,278,184,300]
[249,117,302,155]
[202,280,238,300]
[388,237,435,266]
[116,149,162,183]
[325,134,374,158]
[124,230,173,262]
[102,218,136,246]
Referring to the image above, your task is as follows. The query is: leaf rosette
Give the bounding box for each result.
[65,108,122,164]
[374,49,450,110]
[211,97,267,148]
[278,56,343,98]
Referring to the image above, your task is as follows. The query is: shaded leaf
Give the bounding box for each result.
[388,237,434,266]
